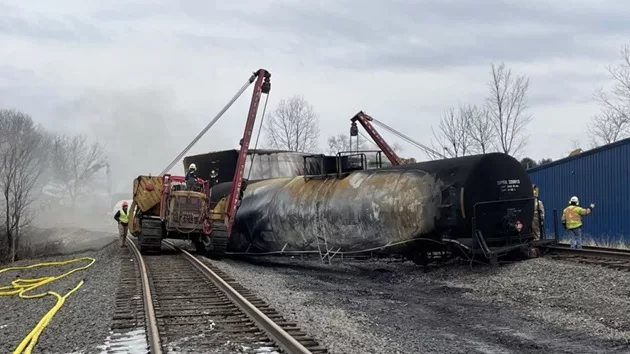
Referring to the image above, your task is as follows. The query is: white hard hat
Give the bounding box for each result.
[189,163,196,170]
[570,196,579,203]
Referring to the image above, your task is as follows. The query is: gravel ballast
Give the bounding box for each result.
[0,235,121,354]
[206,254,630,354]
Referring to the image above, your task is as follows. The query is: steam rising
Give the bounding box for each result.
[53,88,196,195]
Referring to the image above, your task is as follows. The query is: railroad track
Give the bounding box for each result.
[545,244,630,271]
[103,238,327,353]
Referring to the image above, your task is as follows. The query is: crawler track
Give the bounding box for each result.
[546,245,630,271]
[120,237,326,353]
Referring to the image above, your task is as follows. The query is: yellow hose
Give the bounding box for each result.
[0,256,96,354]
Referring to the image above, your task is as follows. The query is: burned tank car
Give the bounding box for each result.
[210,152,535,260]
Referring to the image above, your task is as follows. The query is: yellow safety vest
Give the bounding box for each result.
[119,209,129,224]
[562,205,586,229]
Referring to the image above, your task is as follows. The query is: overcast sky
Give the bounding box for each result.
[1,0,629,182]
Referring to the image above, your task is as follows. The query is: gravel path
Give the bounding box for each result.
[205,255,630,354]
[0,238,121,354]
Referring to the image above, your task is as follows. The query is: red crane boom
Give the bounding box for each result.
[224,69,271,236]
[350,111,402,166]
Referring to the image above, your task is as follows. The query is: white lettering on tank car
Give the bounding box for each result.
[496,179,520,192]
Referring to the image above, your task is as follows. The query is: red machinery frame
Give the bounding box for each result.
[350,111,402,166]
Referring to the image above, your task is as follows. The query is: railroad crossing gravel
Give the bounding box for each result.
[208,255,630,354]
[0,238,121,354]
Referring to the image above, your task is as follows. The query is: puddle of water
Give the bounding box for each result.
[253,346,280,354]
[252,341,280,354]
[97,328,148,354]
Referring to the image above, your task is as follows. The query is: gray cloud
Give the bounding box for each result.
[52,89,198,193]
[0,6,110,43]
[0,0,626,163]
[224,0,630,70]
[0,65,59,119]
[93,3,177,22]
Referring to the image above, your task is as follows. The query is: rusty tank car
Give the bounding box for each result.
[207,152,535,265]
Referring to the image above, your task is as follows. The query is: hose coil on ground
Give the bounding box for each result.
[0,256,96,354]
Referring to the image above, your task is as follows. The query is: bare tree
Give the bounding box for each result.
[264,95,320,152]
[0,109,47,262]
[570,138,581,150]
[327,133,368,154]
[485,62,533,156]
[587,108,629,147]
[51,134,107,207]
[590,45,630,146]
[468,106,497,154]
[430,105,474,158]
[331,132,404,153]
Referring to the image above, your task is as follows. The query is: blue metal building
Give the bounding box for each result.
[527,138,630,246]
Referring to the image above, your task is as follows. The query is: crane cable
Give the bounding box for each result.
[247,93,271,181]
[160,75,257,176]
[372,118,442,158]
[370,118,446,159]
[0,257,96,354]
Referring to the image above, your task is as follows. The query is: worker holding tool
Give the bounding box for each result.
[532,184,545,240]
[562,196,595,249]
[114,201,130,248]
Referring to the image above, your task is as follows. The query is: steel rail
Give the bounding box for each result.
[162,240,313,354]
[545,244,630,261]
[126,238,163,354]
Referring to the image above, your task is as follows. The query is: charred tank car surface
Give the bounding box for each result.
[209,152,535,264]
[183,149,322,185]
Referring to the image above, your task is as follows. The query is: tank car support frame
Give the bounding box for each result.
[472,230,499,265]
[316,235,341,264]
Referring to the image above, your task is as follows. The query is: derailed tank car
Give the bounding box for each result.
[209,152,535,264]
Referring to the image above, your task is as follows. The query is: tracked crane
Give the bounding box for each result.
[129,69,271,257]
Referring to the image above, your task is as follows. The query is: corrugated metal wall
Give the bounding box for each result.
[527,138,630,246]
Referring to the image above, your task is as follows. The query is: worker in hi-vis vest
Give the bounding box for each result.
[114,201,130,248]
[562,196,594,249]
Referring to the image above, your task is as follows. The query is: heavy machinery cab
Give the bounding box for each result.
[130,174,213,253]
[160,174,212,235]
